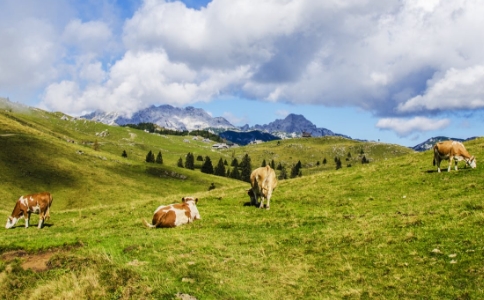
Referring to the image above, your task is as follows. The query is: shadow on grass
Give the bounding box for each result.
[0,134,79,192]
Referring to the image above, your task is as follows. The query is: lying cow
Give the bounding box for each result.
[6,192,53,229]
[247,165,278,209]
[433,140,477,173]
[143,196,201,228]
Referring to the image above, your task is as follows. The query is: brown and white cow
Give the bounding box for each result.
[433,141,477,173]
[143,196,201,228]
[5,192,53,229]
[247,165,278,210]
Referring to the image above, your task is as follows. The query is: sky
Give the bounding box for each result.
[1,0,483,147]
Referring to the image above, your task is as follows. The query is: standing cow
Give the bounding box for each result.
[6,192,53,229]
[143,196,201,228]
[433,141,477,173]
[247,165,278,210]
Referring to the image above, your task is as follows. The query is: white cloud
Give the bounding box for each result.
[62,19,114,54]
[3,0,484,137]
[41,50,251,116]
[376,117,450,137]
[0,18,59,90]
[397,65,484,113]
[79,62,107,83]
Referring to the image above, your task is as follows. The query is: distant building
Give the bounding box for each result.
[302,131,312,138]
[212,143,229,149]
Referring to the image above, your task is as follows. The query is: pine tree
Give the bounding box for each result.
[231,158,239,167]
[177,157,184,167]
[276,162,282,170]
[240,154,252,182]
[146,150,155,163]
[336,157,342,169]
[214,158,226,177]
[270,159,275,169]
[196,155,204,161]
[323,158,327,165]
[261,159,266,167]
[185,152,195,170]
[229,166,241,180]
[290,162,301,178]
[279,166,288,180]
[155,151,163,164]
[122,150,127,158]
[201,156,214,174]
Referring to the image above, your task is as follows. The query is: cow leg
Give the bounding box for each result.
[435,157,441,173]
[25,212,30,228]
[447,157,453,172]
[265,190,273,210]
[38,212,44,229]
[258,197,265,209]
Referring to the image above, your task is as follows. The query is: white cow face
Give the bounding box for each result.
[469,157,477,169]
[182,197,201,220]
[5,216,18,229]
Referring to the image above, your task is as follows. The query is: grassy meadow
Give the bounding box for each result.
[1,102,484,299]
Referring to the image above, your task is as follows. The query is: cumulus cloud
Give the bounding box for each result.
[376,117,450,137]
[62,19,114,54]
[3,0,484,137]
[41,50,251,116]
[0,17,59,90]
[397,65,484,113]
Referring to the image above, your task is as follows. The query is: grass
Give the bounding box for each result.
[0,102,483,299]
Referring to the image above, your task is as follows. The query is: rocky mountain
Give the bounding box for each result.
[82,105,236,131]
[244,113,350,139]
[82,106,347,141]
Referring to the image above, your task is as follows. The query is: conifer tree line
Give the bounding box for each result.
[138,148,370,182]
[122,123,223,142]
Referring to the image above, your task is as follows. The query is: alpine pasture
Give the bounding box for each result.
[1,102,483,299]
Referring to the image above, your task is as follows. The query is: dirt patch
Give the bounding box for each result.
[2,249,59,272]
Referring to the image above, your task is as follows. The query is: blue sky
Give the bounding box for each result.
[1,0,484,147]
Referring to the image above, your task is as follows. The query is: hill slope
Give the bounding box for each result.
[1,104,483,299]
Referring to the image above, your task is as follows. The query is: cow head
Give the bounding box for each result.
[468,156,477,169]
[5,216,18,229]
[246,188,259,206]
[182,197,201,220]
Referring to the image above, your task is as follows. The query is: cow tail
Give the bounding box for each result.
[142,218,156,228]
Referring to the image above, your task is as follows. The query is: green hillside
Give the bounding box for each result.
[1,104,483,299]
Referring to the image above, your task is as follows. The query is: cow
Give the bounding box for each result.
[5,192,53,229]
[247,165,278,210]
[433,141,477,173]
[143,196,201,228]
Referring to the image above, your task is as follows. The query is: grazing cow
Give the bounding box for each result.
[433,141,477,173]
[143,196,201,228]
[6,192,53,229]
[247,166,278,209]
